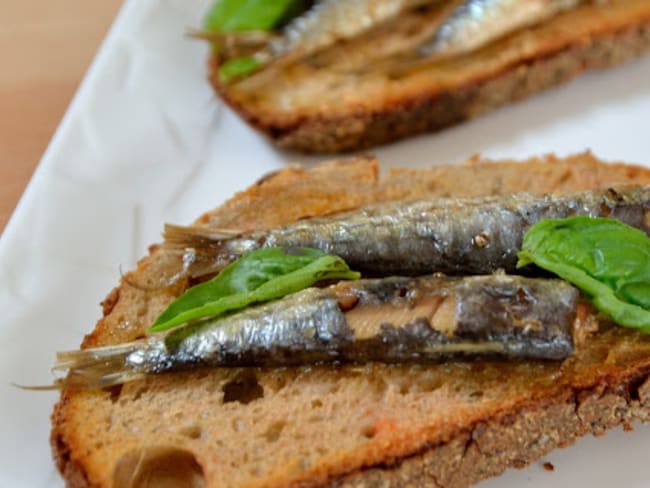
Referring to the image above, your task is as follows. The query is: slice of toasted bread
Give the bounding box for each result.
[210,0,650,153]
[52,153,650,487]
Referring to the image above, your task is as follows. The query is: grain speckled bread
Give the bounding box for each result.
[210,0,650,153]
[52,153,650,488]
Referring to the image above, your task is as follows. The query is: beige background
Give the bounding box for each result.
[0,1,123,234]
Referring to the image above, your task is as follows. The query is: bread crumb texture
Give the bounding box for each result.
[211,0,650,152]
[52,153,650,487]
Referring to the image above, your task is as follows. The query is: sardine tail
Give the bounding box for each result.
[163,223,247,278]
[53,343,145,390]
[163,223,241,248]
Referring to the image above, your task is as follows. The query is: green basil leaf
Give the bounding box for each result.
[204,0,310,81]
[204,0,305,32]
[149,247,360,333]
[218,57,263,82]
[517,216,650,331]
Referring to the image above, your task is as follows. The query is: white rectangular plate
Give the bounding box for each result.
[1,1,650,486]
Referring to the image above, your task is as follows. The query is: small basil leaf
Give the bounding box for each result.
[204,0,311,81]
[204,0,305,32]
[149,247,359,333]
[218,57,263,82]
[517,216,650,331]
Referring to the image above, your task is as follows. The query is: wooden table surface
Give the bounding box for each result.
[0,0,123,235]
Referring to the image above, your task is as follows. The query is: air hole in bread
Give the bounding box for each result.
[112,446,204,488]
[222,370,264,405]
[265,375,288,393]
[311,399,323,409]
[416,375,444,393]
[470,390,484,400]
[180,425,202,440]
[361,425,377,439]
[262,420,286,442]
[627,374,649,402]
[107,384,122,404]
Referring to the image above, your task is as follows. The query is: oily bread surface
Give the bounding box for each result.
[211,0,650,152]
[52,153,650,488]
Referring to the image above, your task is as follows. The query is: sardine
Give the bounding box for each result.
[206,0,587,79]
[55,274,578,389]
[420,0,582,58]
[165,186,650,278]
[266,0,432,60]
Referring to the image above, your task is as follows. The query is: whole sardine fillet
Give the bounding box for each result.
[55,274,578,389]
[166,185,650,277]
[419,0,582,57]
[261,0,432,62]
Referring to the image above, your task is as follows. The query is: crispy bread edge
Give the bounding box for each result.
[51,314,650,488]
[50,155,650,487]
[210,18,650,153]
[339,370,650,487]
[52,392,93,488]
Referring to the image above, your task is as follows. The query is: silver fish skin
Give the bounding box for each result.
[166,185,650,277]
[419,0,582,57]
[55,275,578,389]
[261,0,432,61]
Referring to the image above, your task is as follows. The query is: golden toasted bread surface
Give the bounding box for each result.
[52,153,650,487]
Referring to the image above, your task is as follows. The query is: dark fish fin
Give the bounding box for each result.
[52,343,145,390]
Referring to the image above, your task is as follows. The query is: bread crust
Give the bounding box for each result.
[51,154,650,487]
[210,4,650,153]
[339,371,650,487]
[52,394,92,488]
